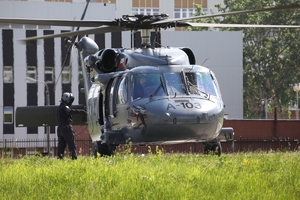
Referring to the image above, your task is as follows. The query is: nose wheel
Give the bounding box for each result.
[94,141,117,157]
[203,141,222,156]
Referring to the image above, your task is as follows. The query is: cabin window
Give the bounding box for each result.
[117,77,127,104]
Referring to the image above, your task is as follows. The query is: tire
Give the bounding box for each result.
[95,142,118,157]
[203,142,222,156]
[211,142,222,156]
[97,143,112,157]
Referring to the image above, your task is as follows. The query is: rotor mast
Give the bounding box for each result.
[141,29,151,48]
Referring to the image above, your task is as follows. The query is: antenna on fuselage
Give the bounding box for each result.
[201,58,209,66]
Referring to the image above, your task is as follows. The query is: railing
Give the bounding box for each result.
[0,138,93,158]
[234,136,300,152]
[0,137,299,158]
[132,138,299,154]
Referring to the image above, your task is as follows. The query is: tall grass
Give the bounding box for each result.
[1,150,299,200]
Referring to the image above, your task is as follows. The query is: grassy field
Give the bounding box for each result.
[1,149,299,200]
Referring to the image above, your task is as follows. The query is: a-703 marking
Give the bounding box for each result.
[167,102,201,110]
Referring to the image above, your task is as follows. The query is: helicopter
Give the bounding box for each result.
[2,3,300,156]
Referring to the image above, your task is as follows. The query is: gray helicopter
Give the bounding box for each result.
[79,34,233,156]
[3,3,300,156]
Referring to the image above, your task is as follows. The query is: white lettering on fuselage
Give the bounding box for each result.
[166,103,201,110]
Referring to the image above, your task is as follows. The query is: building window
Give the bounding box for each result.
[132,8,160,15]
[62,66,71,84]
[3,66,13,83]
[45,66,54,83]
[27,66,37,80]
[174,8,181,18]
[174,8,198,18]
[4,107,13,124]
[153,8,159,15]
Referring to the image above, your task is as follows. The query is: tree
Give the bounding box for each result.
[188,0,300,118]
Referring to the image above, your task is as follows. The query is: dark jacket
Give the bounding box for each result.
[56,102,83,128]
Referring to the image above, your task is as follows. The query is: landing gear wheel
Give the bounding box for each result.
[98,143,111,156]
[95,142,117,157]
[211,142,222,156]
[203,141,222,156]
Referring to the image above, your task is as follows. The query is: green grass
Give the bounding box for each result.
[1,150,300,200]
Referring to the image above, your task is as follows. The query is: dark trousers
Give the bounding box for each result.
[57,126,77,159]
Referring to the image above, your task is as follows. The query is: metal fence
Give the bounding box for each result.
[0,138,93,158]
[0,137,299,158]
[131,137,299,154]
[234,136,300,152]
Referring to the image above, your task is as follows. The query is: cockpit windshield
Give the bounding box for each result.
[132,73,165,100]
[131,70,220,101]
[185,72,219,98]
[164,72,187,95]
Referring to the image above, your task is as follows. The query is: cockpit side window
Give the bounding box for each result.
[117,77,127,104]
[105,77,119,118]
[185,72,219,97]
[131,73,164,100]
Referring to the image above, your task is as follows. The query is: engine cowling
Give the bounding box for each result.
[94,48,118,73]
[179,47,196,65]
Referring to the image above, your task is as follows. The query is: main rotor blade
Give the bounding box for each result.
[187,22,300,28]
[55,0,91,92]
[79,0,90,22]
[152,4,300,25]
[63,0,91,63]
[20,26,127,43]
[0,17,115,27]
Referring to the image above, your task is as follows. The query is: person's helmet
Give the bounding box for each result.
[61,92,74,105]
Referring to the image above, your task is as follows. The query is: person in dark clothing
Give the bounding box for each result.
[56,92,85,159]
[133,75,147,100]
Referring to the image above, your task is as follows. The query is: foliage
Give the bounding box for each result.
[185,4,216,31]
[1,152,300,199]
[189,0,300,118]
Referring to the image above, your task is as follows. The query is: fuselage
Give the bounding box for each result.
[90,65,224,145]
[80,40,225,145]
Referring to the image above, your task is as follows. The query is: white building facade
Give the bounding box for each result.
[0,0,242,143]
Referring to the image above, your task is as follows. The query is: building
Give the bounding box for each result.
[0,1,242,148]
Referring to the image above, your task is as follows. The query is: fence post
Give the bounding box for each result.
[231,140,235,153]
[4,139,6,156]
[239,136,242,152]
